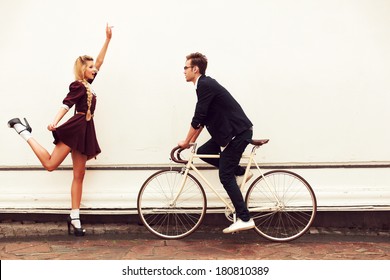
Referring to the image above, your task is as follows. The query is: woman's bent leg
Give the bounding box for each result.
[27,139,71,171]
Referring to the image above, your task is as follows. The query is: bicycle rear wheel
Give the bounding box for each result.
[246,170,317,242]
[137,169,207,239]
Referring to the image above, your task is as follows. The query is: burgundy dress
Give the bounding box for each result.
[53,80,101,160]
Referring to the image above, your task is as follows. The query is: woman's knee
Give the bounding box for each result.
[73,169,86,181]
[43,162,59,172]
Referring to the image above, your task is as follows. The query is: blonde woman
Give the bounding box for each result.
[8,24,112,237]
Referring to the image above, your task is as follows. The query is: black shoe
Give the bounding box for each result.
[7,118,32,133]
[67,216,86,237]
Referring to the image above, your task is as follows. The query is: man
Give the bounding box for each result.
[178,52,255,233]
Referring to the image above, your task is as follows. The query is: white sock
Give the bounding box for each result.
[70,209,81,228]
[13,123,32,141]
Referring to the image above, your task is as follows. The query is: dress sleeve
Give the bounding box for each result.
[62,81,85,109]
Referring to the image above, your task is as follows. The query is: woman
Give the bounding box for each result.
[7,24,113,237]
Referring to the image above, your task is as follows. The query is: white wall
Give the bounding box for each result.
[1,0,389,166]
[0,0,389,212]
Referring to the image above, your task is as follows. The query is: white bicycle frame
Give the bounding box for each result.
[170,143,281,221]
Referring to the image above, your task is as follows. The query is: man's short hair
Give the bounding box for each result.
[186,52,208,75]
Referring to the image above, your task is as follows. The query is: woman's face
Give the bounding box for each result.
[84,60,97,80]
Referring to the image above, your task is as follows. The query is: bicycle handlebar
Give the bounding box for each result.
[170,146,188,164]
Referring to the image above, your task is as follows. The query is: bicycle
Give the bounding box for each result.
[137,139,317,242]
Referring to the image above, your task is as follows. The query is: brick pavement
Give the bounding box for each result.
[0,221,389,260]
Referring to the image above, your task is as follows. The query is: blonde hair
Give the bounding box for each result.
[74,55,94,121]
[74,55,94,81]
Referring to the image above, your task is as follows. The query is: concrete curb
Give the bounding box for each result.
[1,221,389,238]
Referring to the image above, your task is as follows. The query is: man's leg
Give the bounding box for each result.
[197,138,221,167]
[219,129,253,222]
[198,138,247,176]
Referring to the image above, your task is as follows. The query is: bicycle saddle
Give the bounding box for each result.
[249,139,269,146]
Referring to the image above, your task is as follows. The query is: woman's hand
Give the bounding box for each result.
[106,23,113,40]
[47,123,57,131]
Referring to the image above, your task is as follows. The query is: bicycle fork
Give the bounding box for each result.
[169,165,191,207]
[170,156,237,221]
[169,149,197,208]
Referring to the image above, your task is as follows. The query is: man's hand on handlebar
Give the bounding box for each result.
[179,126,203,149]
[178,140,191,149]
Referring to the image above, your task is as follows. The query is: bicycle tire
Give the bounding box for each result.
[245,170,317,242]
[137,169,207,239]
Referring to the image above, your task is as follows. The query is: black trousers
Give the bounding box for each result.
[197,128,253,221]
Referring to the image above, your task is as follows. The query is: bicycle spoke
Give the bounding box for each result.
[138,170,206,239]
[246,170,317,242]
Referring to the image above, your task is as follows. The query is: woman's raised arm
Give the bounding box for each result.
[95,23,113,71]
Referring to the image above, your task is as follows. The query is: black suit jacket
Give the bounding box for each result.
[191,75,253,147]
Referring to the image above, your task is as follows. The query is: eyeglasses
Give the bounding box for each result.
[184,66,193,70]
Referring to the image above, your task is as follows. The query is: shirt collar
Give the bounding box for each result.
[194,75,202,90]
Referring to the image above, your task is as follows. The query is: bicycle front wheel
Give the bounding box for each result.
[246,170,317,242]
[137,170,207,239]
